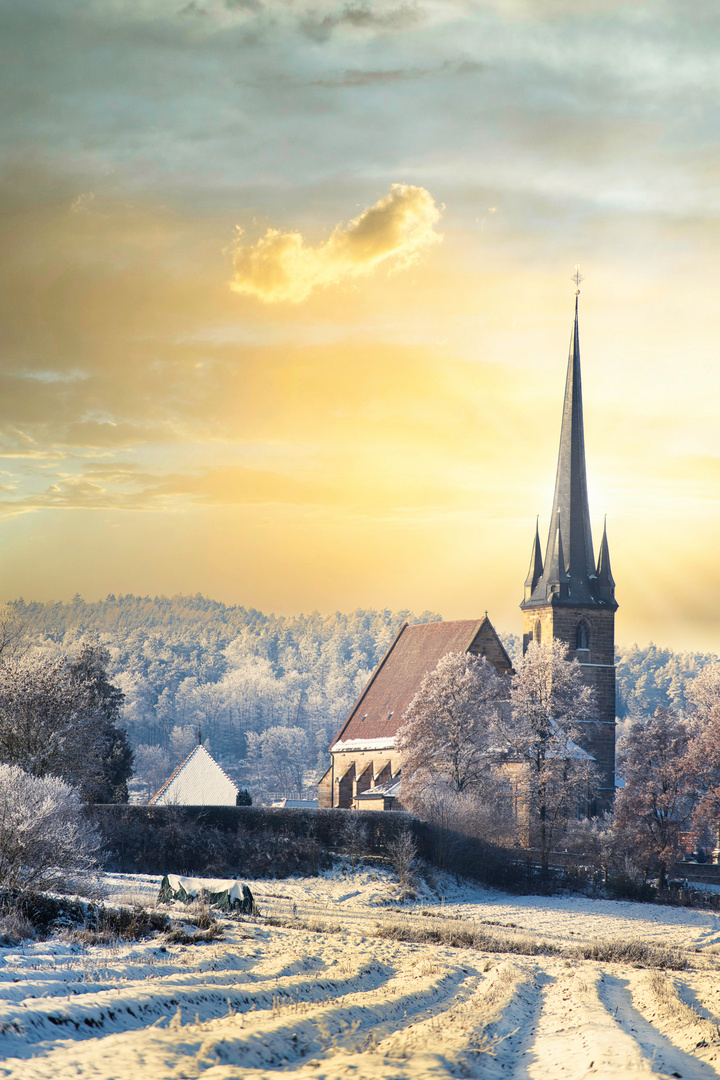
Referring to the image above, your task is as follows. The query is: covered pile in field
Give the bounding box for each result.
[158,874,255,913]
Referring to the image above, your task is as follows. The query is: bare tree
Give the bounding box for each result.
[495,639,599,878]
[397,652,506,794]
[342,814,369,870]
[401,768,515,848]
[615,708,699,889]
[0,764,100,891]
[386,828,418,890]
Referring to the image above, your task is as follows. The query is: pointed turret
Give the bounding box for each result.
[543,513,568,599]
[596,516,615,605]
[523,517,544,600]
[522,295,615,609]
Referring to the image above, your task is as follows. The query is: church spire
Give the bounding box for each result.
[542,294,596,601]
[522,290,616,609]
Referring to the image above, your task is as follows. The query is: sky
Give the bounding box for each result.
[2,0,720,651]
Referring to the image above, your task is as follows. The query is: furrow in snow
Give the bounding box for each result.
[598,968,720,1079]
[0,937,484,1078]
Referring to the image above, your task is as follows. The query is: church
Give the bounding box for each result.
[318,291,617,812]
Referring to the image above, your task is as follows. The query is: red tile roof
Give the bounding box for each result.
[330,617,511,748]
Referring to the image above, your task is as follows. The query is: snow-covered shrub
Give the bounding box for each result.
[386,828,418,890]
[342,815,369,870]
[0,907,35,944]
[0,763,100,891]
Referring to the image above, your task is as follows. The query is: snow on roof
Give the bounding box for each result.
[148,745,239,806]
[356,777,402,800]
[271,799,319,809]
[333,737,397,752]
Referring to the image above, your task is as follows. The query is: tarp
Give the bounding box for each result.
[159,874,256,913]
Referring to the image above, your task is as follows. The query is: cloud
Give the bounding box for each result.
[300,3,423,42]
[308,58,483,87]
[229,184,442,303]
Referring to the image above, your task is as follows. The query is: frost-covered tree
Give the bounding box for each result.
[0,656,104,795]
[397,652,506,794]
[497,639,599,875]
[0,764,99,891]
[564,812,640,885]
[681,663,720,845]
[614,708,698,888]
[0,651,131,803]
[67,644,133,803]
[0,604,27,662]
[133,744,172,797]
[615,643,718,719]
[246,725,312,796]
[396,652,514,845]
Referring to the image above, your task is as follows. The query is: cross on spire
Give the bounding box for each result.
[572,266,583,294]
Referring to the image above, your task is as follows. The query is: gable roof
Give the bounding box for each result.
[148,744,239,806]
[330,616,512,750]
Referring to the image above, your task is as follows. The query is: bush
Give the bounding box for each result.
[386,829,418,890]
[0,764,99,892]
[0,889,169,941]
[577,939,686,970]
[607,873,658,902]
[342,816,369,870]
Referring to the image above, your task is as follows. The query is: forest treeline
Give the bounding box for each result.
[8,596,443,795]
[6,595,718,796]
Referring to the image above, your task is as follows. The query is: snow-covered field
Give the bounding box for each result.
[1,866,720,1079]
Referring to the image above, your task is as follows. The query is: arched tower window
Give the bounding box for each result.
[576,620,590,651]
[534,620,542,644]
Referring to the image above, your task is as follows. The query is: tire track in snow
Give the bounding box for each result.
[598,971,720,1079]
[496,964,662,1079]
[629,972,720,1069]
[0,948,395,1057]
[0,931,489,1078]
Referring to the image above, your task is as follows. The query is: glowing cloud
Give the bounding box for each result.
[229,184,442,303]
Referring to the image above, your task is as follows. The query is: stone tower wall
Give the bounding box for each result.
[521,604,616,810]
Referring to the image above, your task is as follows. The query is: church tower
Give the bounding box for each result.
[520,290,617,809]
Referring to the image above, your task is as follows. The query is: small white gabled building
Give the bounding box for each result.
[148,745,239,806]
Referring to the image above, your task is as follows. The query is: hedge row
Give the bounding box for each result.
[90,805,429,878]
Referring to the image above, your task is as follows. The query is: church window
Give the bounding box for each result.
[576,620,590,651]
[534,620,541,644]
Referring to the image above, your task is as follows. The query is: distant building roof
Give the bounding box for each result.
[355,777,402,801]
[270,799,319,809]
[149,745,239,806]
[330,616,512,749]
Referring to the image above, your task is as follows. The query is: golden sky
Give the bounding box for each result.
[2,0,720,650]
